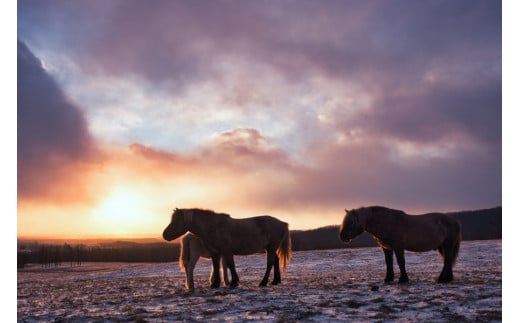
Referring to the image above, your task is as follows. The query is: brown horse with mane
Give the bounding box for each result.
[339,206,461,283]
[179,233,229,291]
[163,208,292,288]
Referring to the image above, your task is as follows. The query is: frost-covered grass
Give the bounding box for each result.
[18,240,501,322]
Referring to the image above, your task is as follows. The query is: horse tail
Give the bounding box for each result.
[277,224,292,273]
[452,220,462,266]
[179,234,190,273]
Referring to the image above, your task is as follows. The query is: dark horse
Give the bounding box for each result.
[339,206,461,283]
[163,208,292,288]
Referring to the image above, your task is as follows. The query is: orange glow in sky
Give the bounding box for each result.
[17,1,501,239]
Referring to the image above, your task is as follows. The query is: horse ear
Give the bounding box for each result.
[345,209,349,213]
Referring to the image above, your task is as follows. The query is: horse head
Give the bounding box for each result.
[162,208,191,241]
[339,208,365,243]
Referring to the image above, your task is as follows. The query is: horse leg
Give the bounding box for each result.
[383,248,395,283]
[272,255,281,285]
[209,254,221,288]
[222,252,240,288]
[185,269,192,291]
[394,249,409,283]
[260,249,276,287]
[186,255,199,291]
[438,243,454,283]
[221,257,230,287]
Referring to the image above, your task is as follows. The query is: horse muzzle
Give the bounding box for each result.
[339,232,351,243]
[162,231,174,241]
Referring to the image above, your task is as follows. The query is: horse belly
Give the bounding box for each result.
[405,244,437,252]
[233,246,264,255]
[404,231,444,252]
[227,223,270,255]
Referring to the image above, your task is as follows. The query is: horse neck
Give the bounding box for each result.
[357,209,372,231]
[184,211,193,229]
[186,211,208,237]
[360,208,398,237]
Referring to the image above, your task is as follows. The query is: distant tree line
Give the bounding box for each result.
[17,242,180,269]
[18,207,501,268]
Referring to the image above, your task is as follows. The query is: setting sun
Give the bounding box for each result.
[91,187,151,236]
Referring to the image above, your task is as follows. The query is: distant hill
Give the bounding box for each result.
[18,207,501,266]
[290,207,502,251]
[448,207,502,241]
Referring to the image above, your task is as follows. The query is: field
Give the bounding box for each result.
[18,240,501,322]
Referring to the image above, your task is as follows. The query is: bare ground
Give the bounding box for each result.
[18,240,501,322]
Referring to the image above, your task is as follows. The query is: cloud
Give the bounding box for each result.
[338,75,502,151]
[199,128,289,168]
[123,125,500,218]
[298,135,501,212]
[18,1,501,147]
[17,1,501,223]
[17,41,101,205]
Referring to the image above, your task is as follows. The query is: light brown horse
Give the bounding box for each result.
[339,206,461,283]
[179,233,229,291]
[163,208,292,288]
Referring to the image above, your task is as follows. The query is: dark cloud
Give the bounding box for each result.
[300,140,501,212]
[345,75,502,149]
[18,0,272,86]
[17,41,99,203]
[18,0,501,143]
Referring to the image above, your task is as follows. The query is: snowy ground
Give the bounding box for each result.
[18,240,501,322]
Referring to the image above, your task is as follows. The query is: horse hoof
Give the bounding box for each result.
[271,280,280,286]
[398,277,409,284]
[438,277,453,283]
[259,281,268,287]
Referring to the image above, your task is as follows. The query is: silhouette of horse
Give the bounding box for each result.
[339,206,461,283]
[179,233,229,291]
[163,208,292,288]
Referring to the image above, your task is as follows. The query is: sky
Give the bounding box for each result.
[16,0,502,238]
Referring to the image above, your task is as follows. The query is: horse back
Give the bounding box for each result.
[225,215,289,254]
[414,212,460,233]
[402,213,460,251]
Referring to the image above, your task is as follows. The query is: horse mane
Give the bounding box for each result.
[364,206,407,216]
[353,206,407,225]
[173,208,231,218]
[188,208,231,218]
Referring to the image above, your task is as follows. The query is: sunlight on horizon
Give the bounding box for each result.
[90,187,149,236]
